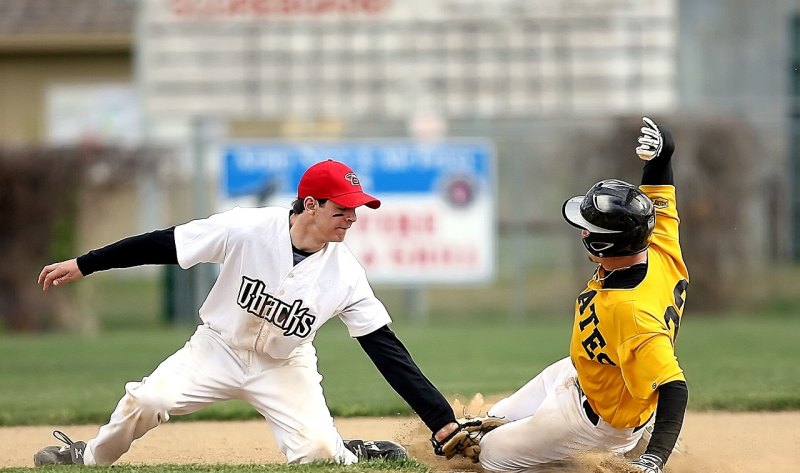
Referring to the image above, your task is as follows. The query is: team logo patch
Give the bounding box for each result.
[652,197,669,209]
[344,172,360,186]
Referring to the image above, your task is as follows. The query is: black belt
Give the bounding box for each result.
[582,398,601,426]
[579,387,650,433]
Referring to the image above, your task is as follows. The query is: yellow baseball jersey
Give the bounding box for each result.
[569,185,689,429]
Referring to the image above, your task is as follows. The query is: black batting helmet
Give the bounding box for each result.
[561,179,655,258]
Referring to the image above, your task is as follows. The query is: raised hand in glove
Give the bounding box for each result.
[431,416,506,463]
[629,453,665,473]
[636,116,674,162]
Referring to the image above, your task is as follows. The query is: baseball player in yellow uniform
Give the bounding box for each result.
[33,159,460,466]
[477,117,688,473]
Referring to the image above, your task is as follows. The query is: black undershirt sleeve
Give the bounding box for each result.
[76,228,179,276]
[641,152,673,186]
[641,127,675,186]
[356,325,456,433]
[645,379,688,464]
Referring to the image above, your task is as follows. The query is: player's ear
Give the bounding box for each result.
[304,197,317,213]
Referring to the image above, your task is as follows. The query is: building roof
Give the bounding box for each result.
[0,0,134,34]
[0,0,134,51]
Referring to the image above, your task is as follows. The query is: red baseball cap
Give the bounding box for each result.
[297,159,381,209]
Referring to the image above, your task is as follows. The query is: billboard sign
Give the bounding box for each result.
[221,140,495,284]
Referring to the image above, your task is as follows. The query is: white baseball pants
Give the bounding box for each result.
[480,356,644,472]
[82,324,356,465]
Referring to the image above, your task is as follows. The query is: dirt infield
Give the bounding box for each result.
[2,411,798,471]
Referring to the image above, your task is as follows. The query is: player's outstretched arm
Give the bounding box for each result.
[39,228,179,292]
[38,258,83,291]
[356,325,458,440]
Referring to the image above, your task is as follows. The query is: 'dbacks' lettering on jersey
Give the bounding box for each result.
[237,276,317,338]
[569,185,689,429]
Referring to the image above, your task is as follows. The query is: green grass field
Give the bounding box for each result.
[2,274,799,473]
[2,310,798,427]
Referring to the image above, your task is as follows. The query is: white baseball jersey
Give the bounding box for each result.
[174,206,392,359]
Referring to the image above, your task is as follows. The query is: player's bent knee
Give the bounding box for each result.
[477,432,498,469]
[487,398,510,420]
[122,382,173,422]
[477,430,512,473]
[286,435,341,464]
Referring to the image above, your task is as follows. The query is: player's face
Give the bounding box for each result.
[317,201,357,242]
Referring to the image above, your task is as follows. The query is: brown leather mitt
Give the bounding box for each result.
[431,416,507,463]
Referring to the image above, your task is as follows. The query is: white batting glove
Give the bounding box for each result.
[629,453,664,473]
[636,117,663,161]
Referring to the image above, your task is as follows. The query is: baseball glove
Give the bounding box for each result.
[431,416,507,463]
[636,116,674,162]
[629,453,665,473]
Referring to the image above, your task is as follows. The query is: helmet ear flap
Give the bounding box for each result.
[587,241,614,253]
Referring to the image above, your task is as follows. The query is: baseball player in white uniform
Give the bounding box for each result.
[34,159,460,466]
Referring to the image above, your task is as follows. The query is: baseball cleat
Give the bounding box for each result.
[344,439,408,460]
[33,430,86,466]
